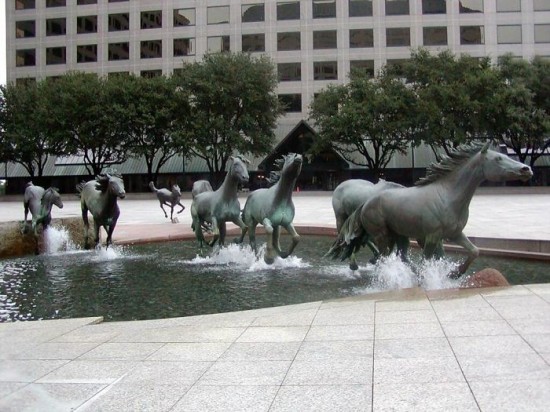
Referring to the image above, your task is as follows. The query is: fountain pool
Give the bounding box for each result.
[1,235,548,322]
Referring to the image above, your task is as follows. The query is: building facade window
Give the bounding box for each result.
[46,0,65,7]
[141,11,162,29]
[77,16,98,34]
[109,0,127,3]
[314,61,338,80]
[313,30,337,49]
[109,13,129,31]
[16,20,36,38]
[141,70,162,78]
[277,1,300,20]
[278,63,301,81]
[174,38,195,56]
[77,44,97,62]
[46,18,66,36]
[16,0,35,10]
[496,0,520,12]
[423,26,447,45]
[312,0,336,19]
[277,32,301,51]
[16,78,37,85]
[46,46,66,64]
[534,0,550,11]
[242,34,265,52]
[208,6,230,24]
[460,25,485,44]
[242,4,265,22]
[459,0,483,13]
[174,8,195,26]
[422,0,446,14]
[108,42,129,60]
[349,0,373,17]
[350,29,374,48]
[497,25,522,44]
[386,27,410,47]
[278,94,302,112]
[350,60,375,77]
[207,36,230,52]
[386,0,409,15]
[77,0,97,5]
[16,49,36,66]
[534,24,550,43]
[386,59,409,75]
[141,40,162,58]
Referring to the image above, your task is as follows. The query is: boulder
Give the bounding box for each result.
[460,268,510,289]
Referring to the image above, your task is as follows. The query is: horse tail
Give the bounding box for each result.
[149,181,158,193]
[325,206,368,261]
[75,181,87,198]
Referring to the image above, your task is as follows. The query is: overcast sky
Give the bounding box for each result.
[1,5,6,85]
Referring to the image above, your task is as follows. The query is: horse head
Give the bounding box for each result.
[281,153,303,178]
[171,184,182,197]
[230,156,250,185]
[96,174,126,199]
[480,144,533,183]
[43,187,64,209]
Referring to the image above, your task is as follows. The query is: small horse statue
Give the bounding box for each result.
[191,180,213,199]
[76,173,126,249]
[23,183,64,253]
[329,178,404,269]
[149,181,185,223]
[190,156,249,248]
[328,142,533,277]
[237,153,303,264]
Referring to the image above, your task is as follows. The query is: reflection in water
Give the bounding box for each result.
[0,236,548,322]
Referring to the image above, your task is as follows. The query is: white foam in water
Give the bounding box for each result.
[43,227,78,254]
[94,245,125,261]
[186,243,310,271]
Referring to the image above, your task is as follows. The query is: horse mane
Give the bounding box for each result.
[95,173,123,192]
[415,143,484,186]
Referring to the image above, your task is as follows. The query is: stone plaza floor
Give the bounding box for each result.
[0,188,549,411]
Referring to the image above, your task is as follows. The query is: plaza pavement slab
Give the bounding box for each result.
[0,187,549,410]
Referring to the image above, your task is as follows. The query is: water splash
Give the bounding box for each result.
[43,226,78,254]
[185,243,311,272]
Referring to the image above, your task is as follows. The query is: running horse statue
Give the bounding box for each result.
[238,153,303,264]
[328,143,533,277]
[23,182,64,236]
[191,156,249,248]
[76,173,126,249]
[191,180,213,199]
[149,181,185,223]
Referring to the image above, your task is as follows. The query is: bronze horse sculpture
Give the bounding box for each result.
[191,180,213,199]
[76,173,126,249]
[149,181,185,223]
[238,153,303,264]
[328,143,533,277]
[23,182,64,236]
[190,156,249,248]
[330,178,404,268]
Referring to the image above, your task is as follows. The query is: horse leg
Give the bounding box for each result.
[262,218,276,264]
[278,224,300,259]
[176,202,185,214]
[395,235,410,262]
[232,217,248,244]
[105,220,118,248]
[207,217,220,247]
[81,208,91,249]
[218,222,227,246]
[248,223,258,252]
[93,221,102,248]
[160,202,168,218]
[448,233,479,278]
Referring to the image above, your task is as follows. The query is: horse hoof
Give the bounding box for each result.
[349,262,359,271]
[264,256,275,265]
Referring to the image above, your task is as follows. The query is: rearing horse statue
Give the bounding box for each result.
[238,153,303,264]
[328,143,533,277]
[76,173,126,249]
[191,156,249,248]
